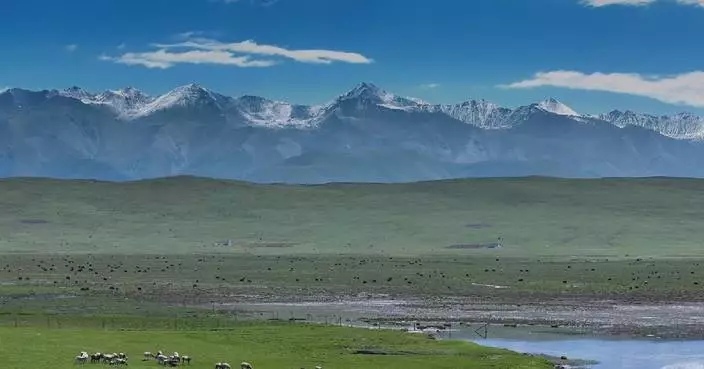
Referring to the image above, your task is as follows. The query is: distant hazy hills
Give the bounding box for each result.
[1,82,704,182]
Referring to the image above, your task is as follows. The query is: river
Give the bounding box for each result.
[219,298,704,369]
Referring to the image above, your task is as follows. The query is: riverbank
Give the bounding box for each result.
[215,296,704,340]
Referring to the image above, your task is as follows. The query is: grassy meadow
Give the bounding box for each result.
[0,317,551,369]
[1,176,704,257]
[0,176,701,368]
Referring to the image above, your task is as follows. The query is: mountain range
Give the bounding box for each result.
[1,82,704,183]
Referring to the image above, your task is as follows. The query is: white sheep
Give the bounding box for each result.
[156,354,168,365]
[74,352,88,365]
[109,358,128,366]
[241,362,253,369]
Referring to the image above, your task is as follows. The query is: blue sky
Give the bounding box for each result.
[3,0,704,114]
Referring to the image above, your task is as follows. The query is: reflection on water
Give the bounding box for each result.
[469,337,704,369]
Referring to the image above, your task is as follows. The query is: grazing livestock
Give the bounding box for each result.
[75,351,89,364]
[181,356,191,365]
[90,353,103,364]
[110,358,128,366]
[143,352,153,361]
[215,363,232,369]
[241,362,253,369]
[156,354,168,365]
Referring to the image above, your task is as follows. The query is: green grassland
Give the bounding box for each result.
[3,176,696,368]
[0,317,551,369]
[2,176,704,257]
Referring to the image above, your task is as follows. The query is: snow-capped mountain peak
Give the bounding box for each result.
[59,86,95,102]
[336,82,424,111]
[427,99,514,129]
[234,95,320,128]
[92,87,152,117]
[536,98,579,117]
[598,109,704,140]
[21,82,704,140]
[127,83,227,119]
[341,82,391,101]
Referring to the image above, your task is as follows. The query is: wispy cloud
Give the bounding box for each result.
[99,50,276,69]
[420,83,440,89]
[117,43,126,50]
[502,70,704,107]
[677,0,704,6]
[582,0,704,6]
[65,44,78,52]
[154,38,373,64]
[175,31,208,39]
[101,37,373,69]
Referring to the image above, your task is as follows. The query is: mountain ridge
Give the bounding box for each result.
[2,82,704,183]
[27,82,699,140]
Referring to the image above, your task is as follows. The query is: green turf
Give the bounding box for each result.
[2,176,704,257]
[0,318,550,369]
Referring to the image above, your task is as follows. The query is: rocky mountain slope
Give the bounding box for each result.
[0,82,703,182]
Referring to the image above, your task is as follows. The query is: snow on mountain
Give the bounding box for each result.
[15,82,704,140]
[536,98,579,117]
[93,87,153,117]
[59,86,96,103]
[427,100,513,129]
[336,82,424,111]
[599,110,704,140]
[129,83,228,119]
[234,95,322,128]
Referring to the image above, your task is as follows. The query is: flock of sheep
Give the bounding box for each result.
[145,351,192,367]
[74,350,324,369]
[74,352,128,366]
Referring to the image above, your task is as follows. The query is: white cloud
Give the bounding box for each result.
[420,83,440,89]
[677,0,704,6]
[502,70,704,107]
[99,50,276,69]
[582,0,654,6]
[117,43,126,50]
[582,0,704,6]
[65,44,78,52]
[101,37,373,69]
[154,38,373,64]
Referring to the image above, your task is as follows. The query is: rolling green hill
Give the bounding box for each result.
[3,176,704,257]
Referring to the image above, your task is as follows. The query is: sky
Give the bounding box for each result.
[3,0,704,115]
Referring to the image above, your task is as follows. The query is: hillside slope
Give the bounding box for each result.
[2,176,704,256]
